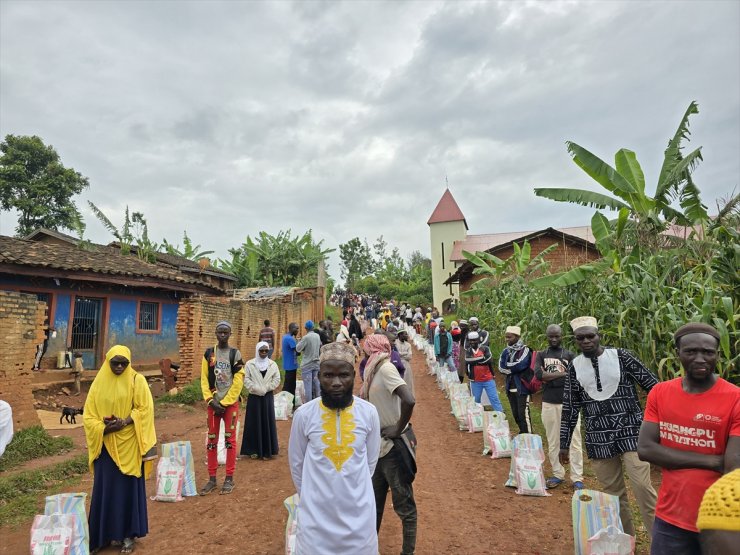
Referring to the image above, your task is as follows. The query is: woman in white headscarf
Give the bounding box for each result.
[240,341,281,460]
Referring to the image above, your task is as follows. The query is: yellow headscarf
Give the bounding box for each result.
[83,345,156,478]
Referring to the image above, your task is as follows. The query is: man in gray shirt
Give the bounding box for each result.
[296,320,321,402]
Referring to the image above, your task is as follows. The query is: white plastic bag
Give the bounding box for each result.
[275,391,294,420]
[487,413,513,459]
[284,494,299,555]
[515,456,549,496]
[30,513,79,555]
[294,382,306,406]
[160,441,197,497]
[43,493,88,555]
[153,456,185,502]
[573,495,629,555]
[204,419,242,465]
[505,434,545,487]
[587,525,635,555]
[466,403,484,433]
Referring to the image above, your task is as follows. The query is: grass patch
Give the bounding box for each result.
[156,377,203,405]
[325,304,342,323]
[0,426,74,472]
[0,454,88,527]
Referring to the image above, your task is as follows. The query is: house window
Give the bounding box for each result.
[441,243,445,269]
[137,301,160,332]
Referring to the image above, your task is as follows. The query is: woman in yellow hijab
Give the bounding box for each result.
[84,345,156,554]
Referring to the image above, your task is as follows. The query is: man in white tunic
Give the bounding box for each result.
[288,341,381,555]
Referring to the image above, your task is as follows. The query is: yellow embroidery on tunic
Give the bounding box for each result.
[320,402,356,472]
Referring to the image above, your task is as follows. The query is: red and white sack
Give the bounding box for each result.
[466,403,484,433]
[514,456,549,497]
[153,456,185,502]
[30,513,79,555]
[487,418,512,459]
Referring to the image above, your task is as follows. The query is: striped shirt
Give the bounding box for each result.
[560,347,658,459]
[259,327,275,349]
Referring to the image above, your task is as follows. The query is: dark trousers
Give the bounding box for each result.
[372,445,417,555]
[506,390,531,434]
[283,370,297,403]
[651,516,701,555]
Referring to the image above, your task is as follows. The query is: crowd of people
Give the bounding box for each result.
[74,294,738,555]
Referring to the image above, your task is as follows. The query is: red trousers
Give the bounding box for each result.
[206,403,239,477]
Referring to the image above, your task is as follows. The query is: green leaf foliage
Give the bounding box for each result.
[0,134,89,236]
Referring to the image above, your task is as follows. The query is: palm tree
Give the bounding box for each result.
[162,231,215,262]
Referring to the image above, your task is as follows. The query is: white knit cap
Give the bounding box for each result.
[505,326,521,336]
[469,316,479,323]
[467,331,480,340]
[570,316,598,332]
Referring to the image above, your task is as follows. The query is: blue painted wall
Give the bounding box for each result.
[105,299,179,366]
[1,275,181,369]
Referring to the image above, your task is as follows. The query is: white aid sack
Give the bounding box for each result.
[153,456,185,502]
[30,513,80,555]
[515,456,549,496]
[274,391,294,420]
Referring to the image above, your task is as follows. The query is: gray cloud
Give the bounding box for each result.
[1,0,737,279]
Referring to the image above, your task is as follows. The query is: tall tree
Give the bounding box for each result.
[0,134,89,236]
[339,237,374,290]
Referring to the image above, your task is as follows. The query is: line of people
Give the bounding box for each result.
[426,310,739,554]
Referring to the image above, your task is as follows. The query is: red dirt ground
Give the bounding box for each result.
[3,347,641,555]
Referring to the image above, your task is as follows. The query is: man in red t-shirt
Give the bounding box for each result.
[638,322,740,554]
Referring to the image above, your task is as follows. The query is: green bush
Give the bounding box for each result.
[156,377,204,405]
[0,425,74,472]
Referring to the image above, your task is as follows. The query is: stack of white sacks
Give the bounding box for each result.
[411,326,634,554]
[413,329,549,496]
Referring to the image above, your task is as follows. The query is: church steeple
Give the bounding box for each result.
[427,188,468,229]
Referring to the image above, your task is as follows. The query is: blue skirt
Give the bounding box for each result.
[88,446,148,551]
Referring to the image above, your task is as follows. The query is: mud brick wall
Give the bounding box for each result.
[177,288,325,382]
[0,291,45,429]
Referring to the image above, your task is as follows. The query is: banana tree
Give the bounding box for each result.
[534,101,708,250]
[462,239,558,291]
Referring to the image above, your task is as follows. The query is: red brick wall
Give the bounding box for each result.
[0,291,45,429]
[176,288,325,381]
[460,237,599,292]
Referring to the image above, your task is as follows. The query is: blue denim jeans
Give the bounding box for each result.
[471,379,504,412]
[437,355,455,373]
[300,362,320,402]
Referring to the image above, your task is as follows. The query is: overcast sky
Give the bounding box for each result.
[1,0,738,279]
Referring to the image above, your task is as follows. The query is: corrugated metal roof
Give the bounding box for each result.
[450,226,594,261]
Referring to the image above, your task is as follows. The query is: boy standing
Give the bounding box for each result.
[200,321,244,495]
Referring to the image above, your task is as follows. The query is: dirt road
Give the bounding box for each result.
[5,346,583,554]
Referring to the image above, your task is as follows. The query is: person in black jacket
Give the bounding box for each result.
[348,313,363,340]
[534,324,583,490]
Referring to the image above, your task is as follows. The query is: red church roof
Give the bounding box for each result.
[427,189,468,229]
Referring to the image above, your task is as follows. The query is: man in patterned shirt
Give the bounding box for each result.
[560,316,658,538]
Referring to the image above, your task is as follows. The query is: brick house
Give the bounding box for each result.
[443,226,601,293]
[0,230,235,371]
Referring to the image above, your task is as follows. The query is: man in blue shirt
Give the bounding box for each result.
[282,322,299,404]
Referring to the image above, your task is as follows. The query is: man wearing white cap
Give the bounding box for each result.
[464,317,489,350]
[499,325,533,434]
[560,316,658,538]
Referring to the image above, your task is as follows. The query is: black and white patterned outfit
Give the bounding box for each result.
[560,347,658,459]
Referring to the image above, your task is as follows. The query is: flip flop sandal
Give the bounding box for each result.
[546,477,564,489]
[121,538,135,554]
